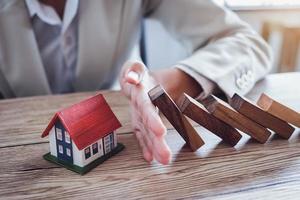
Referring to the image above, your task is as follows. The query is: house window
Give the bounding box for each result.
[65,131,71,144]
[104,135,111,145]
[66,148,71,157]
[56,128,62,141]
[110,134,114,149]
[85,147,91,159]
[104,135,111,154]
[58,145,63,154]
[105,144,110,153]
[92,142,98,155]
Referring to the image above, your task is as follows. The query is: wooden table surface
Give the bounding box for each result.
[1,73,300,200]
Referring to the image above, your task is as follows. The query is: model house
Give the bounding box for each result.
[41,94,124,174]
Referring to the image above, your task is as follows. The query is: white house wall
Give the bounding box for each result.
[114,132,117,148]
[73,138,104,167]
[48,128,114,168]
[49,128,57,157]
[72,139,83,167]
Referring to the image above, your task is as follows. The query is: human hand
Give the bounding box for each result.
[119,61,171,165]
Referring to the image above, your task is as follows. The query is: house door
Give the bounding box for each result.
[55,121,73,164]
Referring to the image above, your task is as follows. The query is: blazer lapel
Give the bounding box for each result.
[74,1,124,91]
[0,0,51,97]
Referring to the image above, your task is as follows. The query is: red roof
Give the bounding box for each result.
[42,94,121,150]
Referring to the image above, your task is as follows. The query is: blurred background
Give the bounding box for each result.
[141,0,300,74]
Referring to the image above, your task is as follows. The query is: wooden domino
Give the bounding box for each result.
[257,93,300,128]
[230,94,295,139]
[148,85,205,151]
[178,93,242,146]
[200,95,271,143]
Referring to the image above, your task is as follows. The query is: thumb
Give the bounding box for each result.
[124,61,147,85]
[126,71,141,85]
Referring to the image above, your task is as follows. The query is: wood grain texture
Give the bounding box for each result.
[178,93,242,146]
[201,95,272,143]
[1,73,300,200]
[257,93,300,128]
[1,128,300,200]
[230,93,295,139]
[148,85,204,151]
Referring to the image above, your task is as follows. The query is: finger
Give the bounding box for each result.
[136,117,166,164]
[139,99,166,138]
[134,106,171,164]
[120,62,146,100]
[135,130,153,162]
[140,126,154,155]
[127,71,140,85]
[147,129,171,165]
[134,110,154,151]
[131,107,153,162]
[124,61,147,85]
[119,60,139,82]
[140,123,171,165]
[119,60,144,98]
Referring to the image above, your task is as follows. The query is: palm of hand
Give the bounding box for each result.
[119,61,171,164]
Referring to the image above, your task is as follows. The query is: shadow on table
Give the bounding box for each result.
[160,128,300,199]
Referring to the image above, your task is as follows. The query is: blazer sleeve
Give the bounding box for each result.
[147,0,273,97]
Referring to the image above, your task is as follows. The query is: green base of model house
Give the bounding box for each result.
[43,143,125,175]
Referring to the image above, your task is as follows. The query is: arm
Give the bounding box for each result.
[148,0,272,97]
[120,1,273,164]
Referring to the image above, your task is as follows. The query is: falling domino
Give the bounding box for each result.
[200,95,271,143]
[230,93,295,139]
[257,93,300,128]
[148,85,205,151]
[178,93,242,146]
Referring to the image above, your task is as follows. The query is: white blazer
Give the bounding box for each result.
[0,0,272,98]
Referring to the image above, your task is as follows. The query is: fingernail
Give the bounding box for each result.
[127,71,140,82]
